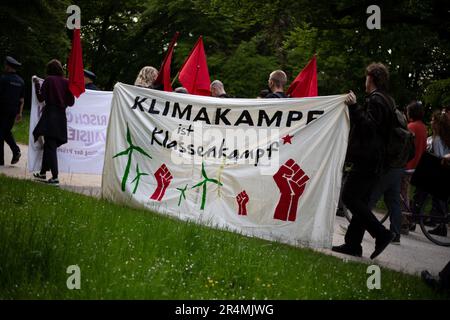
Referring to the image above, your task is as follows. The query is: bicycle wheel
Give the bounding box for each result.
[418,213,450,247]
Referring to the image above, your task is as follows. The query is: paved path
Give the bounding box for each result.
[1,144,449,277]
[1,144,102,197]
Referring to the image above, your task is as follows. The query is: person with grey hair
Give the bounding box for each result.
[134,66,158,88]
[265,70,287,98]
[210,80,231,98]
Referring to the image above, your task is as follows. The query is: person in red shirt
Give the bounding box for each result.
[401,101,427,209]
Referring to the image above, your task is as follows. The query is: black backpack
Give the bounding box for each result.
[373,92,416,168]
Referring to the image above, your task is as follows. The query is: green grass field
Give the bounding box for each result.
[0,175,447,300]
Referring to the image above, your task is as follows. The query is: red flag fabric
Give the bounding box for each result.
[287,55,318,98]
[178,36,211,96]
[68,28,85,98]
[154,32,179,92]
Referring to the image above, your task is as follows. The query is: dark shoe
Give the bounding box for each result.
[429,224,447,237]
[332,244,362,258]
[391,233,401,245]
[11,151,21,165]
[409,223,416,232]
[33,172,46,181]
[47,178,60,187]
[421,270,439,290]
[371,231,395,259]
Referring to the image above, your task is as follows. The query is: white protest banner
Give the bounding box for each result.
[28,78,112,175]
[102,83,349,248]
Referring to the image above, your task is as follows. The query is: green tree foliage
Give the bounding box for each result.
[73,0,146,88]
[0,0,71,105]
[423,78,450,109]
[1,0,449,108]
[211,39,278,98]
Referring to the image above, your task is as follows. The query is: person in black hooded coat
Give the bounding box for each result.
[32,59,75,185]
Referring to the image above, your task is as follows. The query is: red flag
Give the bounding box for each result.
[68,28,85,98]
[287,55,318,98]
[154,32,179,92]
[178,36,211,96]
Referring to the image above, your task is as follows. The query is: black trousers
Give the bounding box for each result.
[342,169,388,249]
[440,260,450,290]
[0,112,20,165]
[40,137,59,179]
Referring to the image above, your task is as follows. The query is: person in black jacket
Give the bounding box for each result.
[0,56,24,166]
[265,70,288,98]
[332,62,395,259]
[84,70,99,90]
[422,260,450,292]
[32,59,75,186]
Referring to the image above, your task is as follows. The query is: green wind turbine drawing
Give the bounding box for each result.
[192,162,223,210]
[113,123,152,192]
[131,163,149,194]
[176,184,188,206]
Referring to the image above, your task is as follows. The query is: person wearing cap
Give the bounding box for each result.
[0,56,25,166]
[84,69,99,90]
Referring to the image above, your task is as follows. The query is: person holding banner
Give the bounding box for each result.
[332,62,395,259]
[265,70,288,98]
[84,69,99,90]
[32,59,75,186]
[134,66,158,89]
[210,80,231,98]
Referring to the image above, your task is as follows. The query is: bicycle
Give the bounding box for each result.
[337,164,450,246]
[339,190,450,247]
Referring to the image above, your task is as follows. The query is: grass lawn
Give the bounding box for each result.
[11,110,30,145]
[0,175,447,300]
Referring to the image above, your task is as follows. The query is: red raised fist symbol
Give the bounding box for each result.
[236,191,249,216]
[150,164,173,201]
[273,159,309,222]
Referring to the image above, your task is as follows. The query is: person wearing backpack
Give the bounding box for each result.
[332,62,395,259]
